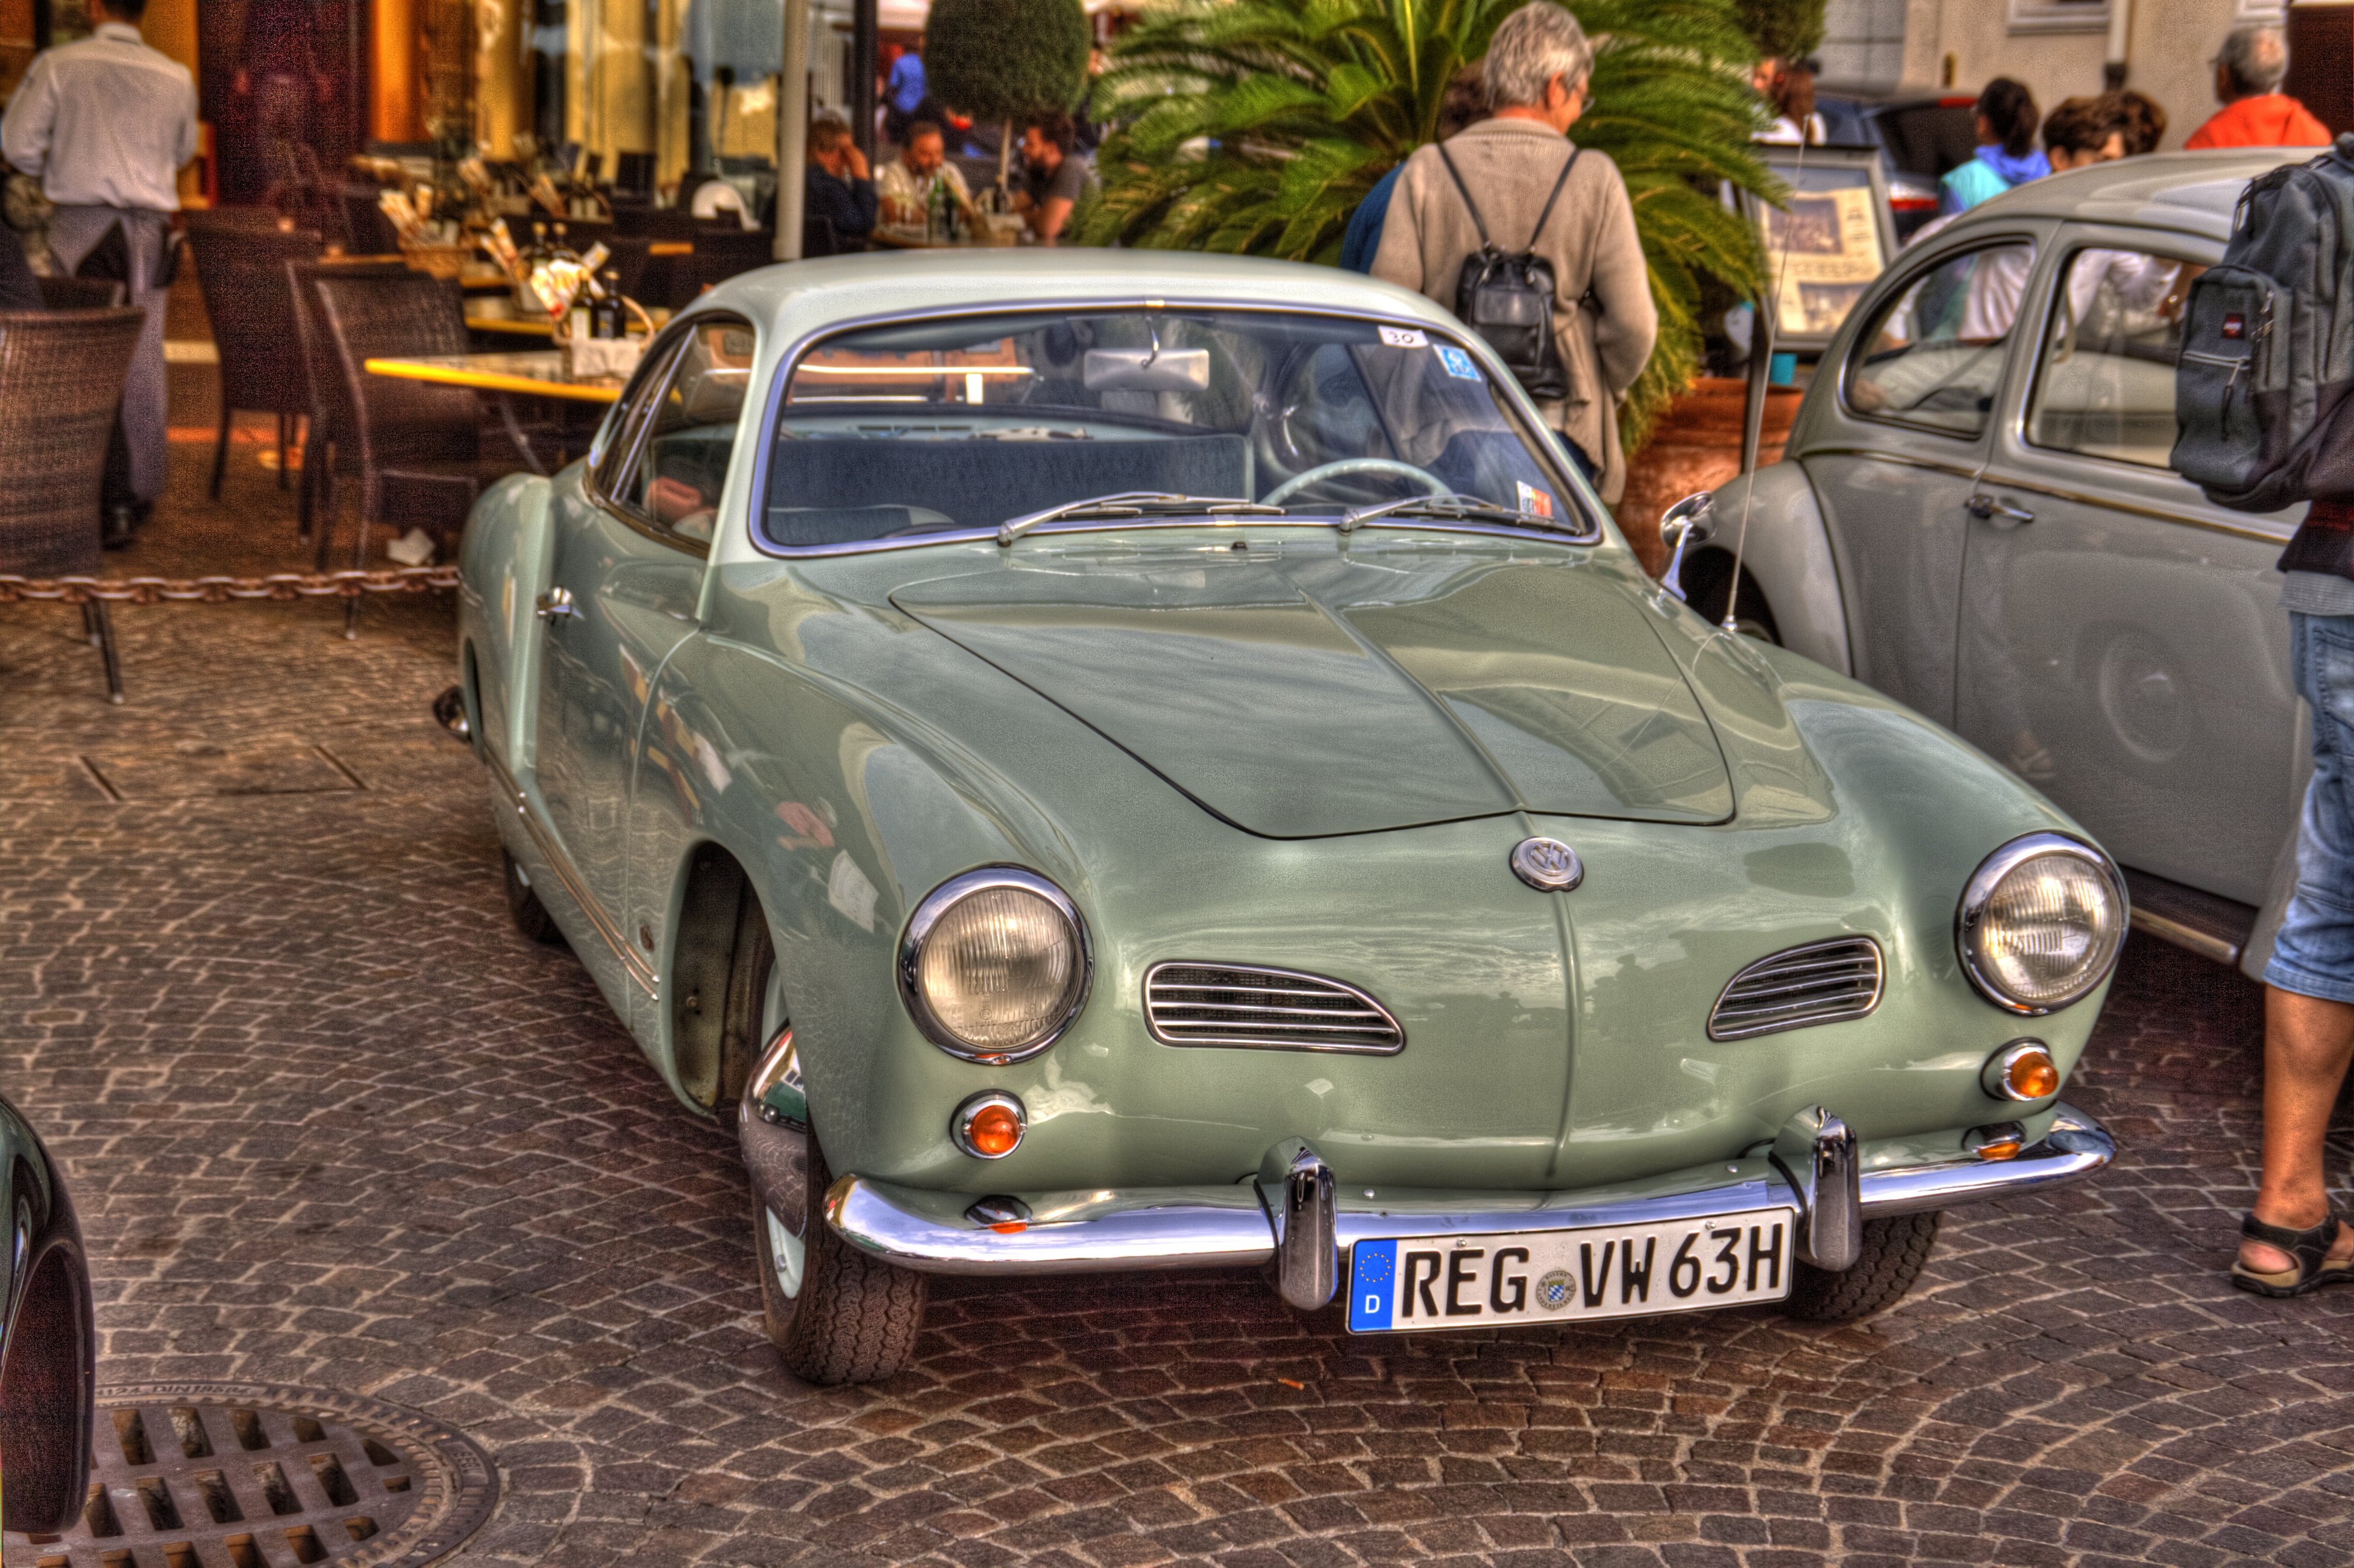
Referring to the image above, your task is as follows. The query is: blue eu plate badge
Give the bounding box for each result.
[1349,1240,1398,1331]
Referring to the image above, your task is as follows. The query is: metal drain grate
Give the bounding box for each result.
[31,1382,496,1568]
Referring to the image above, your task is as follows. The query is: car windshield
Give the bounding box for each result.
[762,309,1592,549]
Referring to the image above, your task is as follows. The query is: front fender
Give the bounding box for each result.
[1704,462,1850,676]
[456,473,557,774]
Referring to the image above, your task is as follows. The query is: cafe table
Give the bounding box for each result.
[867,220,1023,251]
[365,350,623,474]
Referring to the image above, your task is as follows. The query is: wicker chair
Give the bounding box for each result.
[185,216,323,500]
[286,256,408,547]
[36,276,123,310]
[313,270,518,635]
[340,187,404,255]
[0,308,145,701]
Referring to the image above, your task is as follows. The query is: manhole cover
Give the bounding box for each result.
[29,1383,497,1568]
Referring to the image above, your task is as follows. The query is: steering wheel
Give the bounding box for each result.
[1263,458,1450,506]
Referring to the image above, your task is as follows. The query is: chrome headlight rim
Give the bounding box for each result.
[1956,832,2128,1015]
[896,866,1093,1064]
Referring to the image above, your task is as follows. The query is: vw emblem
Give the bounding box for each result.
[1511,837,1583,892]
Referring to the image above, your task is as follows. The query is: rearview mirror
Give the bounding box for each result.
[1083,348,1210,393]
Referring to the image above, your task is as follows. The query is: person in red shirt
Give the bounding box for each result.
[2186,24,2332,149]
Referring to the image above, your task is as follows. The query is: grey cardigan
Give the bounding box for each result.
[1370,117,1657,504]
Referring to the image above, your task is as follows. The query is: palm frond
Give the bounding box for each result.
[1080,0,1780,451]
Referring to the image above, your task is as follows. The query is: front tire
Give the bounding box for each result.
[1782,1210,1940,1322]
[754,1133,926,1384]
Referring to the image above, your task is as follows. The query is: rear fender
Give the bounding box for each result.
[456,474,558,775]
[1704,463,1851,676]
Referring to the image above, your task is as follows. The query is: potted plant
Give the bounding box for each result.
[925,0,1094,199]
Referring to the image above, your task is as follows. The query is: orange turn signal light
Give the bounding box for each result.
[1964,1121,2028,1161]
[952,1093,1026,1160]
[1983,1040,2061,1103]
[1973,1136,2025,1161]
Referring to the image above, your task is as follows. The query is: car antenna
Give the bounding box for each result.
[1722,134,1808,636]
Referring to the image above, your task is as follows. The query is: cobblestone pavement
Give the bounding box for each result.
[5,328,2354,1567]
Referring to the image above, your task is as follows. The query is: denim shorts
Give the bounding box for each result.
[2265,612,2354,1003]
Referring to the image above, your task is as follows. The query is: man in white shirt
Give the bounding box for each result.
[2,0,198,515]
[875,122,977,233]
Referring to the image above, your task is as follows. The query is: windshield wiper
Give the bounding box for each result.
[1337,494,1561,533]
[997,492,1283,546]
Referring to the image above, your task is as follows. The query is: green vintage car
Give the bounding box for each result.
[450,252,2124,1384]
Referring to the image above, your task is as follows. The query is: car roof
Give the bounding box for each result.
[696,249,1460,339]
[1953,148,2311,242]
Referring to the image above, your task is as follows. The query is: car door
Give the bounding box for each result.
[530,316,751,949]
[1801,227,2045,725]
[1954,226,2303,905]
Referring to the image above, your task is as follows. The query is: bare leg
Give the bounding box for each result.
[2239,985,2354,1274]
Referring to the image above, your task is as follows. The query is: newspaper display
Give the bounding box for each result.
[1760,185,1886,340]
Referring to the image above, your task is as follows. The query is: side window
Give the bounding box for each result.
[592,334,689,498]
[617,316,757,547]
[2026,246,2197,469]
[1845,242,2033,437]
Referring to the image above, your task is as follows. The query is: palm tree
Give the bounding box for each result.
[1078,0,1779,450]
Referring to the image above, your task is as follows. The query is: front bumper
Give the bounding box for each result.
[745,1102,2115,1299]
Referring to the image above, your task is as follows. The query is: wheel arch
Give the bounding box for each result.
[1703,463,1851,676]
[661,840,772,1115]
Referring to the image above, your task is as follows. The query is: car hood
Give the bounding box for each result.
[891,547,1734,838]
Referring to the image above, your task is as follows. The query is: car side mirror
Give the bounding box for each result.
[1659,492,1714,603]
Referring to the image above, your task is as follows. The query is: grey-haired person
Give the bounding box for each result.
[1369,2,1654,504]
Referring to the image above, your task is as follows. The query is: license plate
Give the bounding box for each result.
[1346,1208,1797,1332]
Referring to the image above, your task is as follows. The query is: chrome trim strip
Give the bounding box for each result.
[482,748,659,998]
[744,294,1602,560]
[1144,961,1406,1054]
[1800,447,2293,546]
[1956,832,2129,1015]
[1707,937,1883,1041]
[817,1104,2115,1274]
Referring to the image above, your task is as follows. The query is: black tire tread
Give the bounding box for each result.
[1783,1210,1940,1322]
[759,1126,926,1385]
[503,850,561,943]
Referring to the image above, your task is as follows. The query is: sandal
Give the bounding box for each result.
[2231,1210,2354,1297]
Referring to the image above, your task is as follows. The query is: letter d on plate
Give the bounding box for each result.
[1349,1240,1398,1331]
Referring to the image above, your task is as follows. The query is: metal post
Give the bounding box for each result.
[775,0,811,260]
[852,0,878,165]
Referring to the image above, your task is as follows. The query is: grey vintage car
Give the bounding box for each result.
[1691,149,2311,980]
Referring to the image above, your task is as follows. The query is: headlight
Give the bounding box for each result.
[897,868,1091,1062]
[1956,833,2126,1013]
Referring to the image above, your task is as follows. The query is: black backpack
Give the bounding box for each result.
[1436,145,1580,402]
[2173,134,2354,518]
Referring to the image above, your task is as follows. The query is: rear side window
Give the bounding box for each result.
[2026,246,2198,469]
[1845,242,2033,437]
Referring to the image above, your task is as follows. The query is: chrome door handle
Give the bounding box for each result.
[536,586,579,620]
[1965,494,2035,527]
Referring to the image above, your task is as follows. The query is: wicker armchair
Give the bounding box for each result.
[36,276,124,310]
[286,256,408,547]
[0,308,145,701]
[184,216,322,500]
[312,270,519,634]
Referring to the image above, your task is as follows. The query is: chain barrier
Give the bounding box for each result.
[0,566,460,606]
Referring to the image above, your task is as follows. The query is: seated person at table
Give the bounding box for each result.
[805,119,877,242]
[876,121,978,231]
[1014,110,1091,246]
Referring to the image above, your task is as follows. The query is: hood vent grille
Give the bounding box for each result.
[1708,938,1884,1041]
[1144,963,1405,1055]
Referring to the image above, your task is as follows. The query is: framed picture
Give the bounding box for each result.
[1743,146,1899,354]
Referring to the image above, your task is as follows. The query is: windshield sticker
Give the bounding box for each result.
[1379,326,1429,348]
[1436,344,1482,380]
[1516,481,1555,519]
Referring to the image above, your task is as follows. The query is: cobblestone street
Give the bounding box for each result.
[5,341,2354,1567]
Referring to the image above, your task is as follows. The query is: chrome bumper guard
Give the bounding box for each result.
[754,1103,2114,1294]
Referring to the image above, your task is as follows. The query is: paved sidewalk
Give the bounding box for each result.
[4,355,2353,1566]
